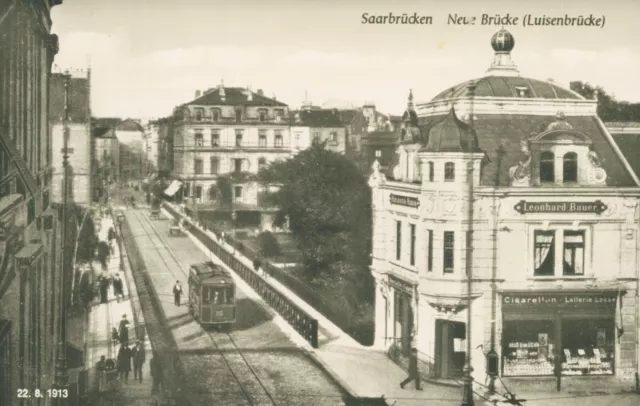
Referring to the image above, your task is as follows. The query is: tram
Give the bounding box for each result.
[188,261,236,328]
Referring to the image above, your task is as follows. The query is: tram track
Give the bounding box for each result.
[129,208,280,406]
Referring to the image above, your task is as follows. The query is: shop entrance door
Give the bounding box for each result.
[434,320,466,379]
[393,290,413,356]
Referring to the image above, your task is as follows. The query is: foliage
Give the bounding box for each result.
[257,142,373,300]
[571,81,640,122]
[257,231,281,258]
[216,175,234,209]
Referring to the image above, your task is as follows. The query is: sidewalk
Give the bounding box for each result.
[85,214,154,405]
[165,203,640,406]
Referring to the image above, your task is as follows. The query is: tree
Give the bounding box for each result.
[257,231,281,259]
[570,81,640,121]
[258,141,372,284]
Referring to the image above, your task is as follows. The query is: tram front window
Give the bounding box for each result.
[205,287,234,304]
[224,288,234,304]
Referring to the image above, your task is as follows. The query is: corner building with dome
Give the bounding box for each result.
[368,29,640,390]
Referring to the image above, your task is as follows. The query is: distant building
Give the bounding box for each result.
[290,106,347,154]
[92,126,119,199]
[115,118,146,183]
[170,83,291,229]
[143,120,160,174]
[155,117,175,176]
[49,70,93,206]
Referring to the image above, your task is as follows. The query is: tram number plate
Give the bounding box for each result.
[215,311,223,317]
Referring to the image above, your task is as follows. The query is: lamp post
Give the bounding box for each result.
[53,72,72,406]
[461,82,477,406]
[231,210,237,237]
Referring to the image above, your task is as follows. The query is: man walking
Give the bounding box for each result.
[400,348,422,390]
[150,350,163,394]
[117,345,132,382]
[173,280,182,307]
[131,339,146,382]
[119,314,130,346]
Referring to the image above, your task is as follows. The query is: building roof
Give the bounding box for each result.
[186,86,288,107]
[612,134,640,180]
[606,121,640,128]
[93,127,115,138]
[432,76,584,101]
[291,109,344,127]
[338,110,359,125]
[92,117,122,129]
[116,118,145,132]
[416,114,636,187]
[49,74,90,123]
[422,107,482,153]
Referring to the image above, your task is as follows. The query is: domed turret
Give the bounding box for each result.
[422,107,481,153]
[491,29,515,53]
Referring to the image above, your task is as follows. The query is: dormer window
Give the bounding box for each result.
[212,109,220,122]
[428,162,434,182]
[195,108,204,121]
[515,86,529,98]
[563,152,578,183]
[275,109,284,122]
[235,108,242,122]
[540,151,555,183]
[444,162,455,182]
[259,109,267,122]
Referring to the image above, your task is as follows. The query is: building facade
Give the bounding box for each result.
[370,29,640,391]
[50,70,92,206]
[0,1,66,405]
[92,127,119,200]
[171,84,291,227]
[115,118,145,183]
[156,116,174,176]
[290,106,347,154]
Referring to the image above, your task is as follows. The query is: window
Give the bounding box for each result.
[375,150,382,158]
[563,152,578,183]
[426,229,433,272]
[396,220,402,261]
[330,132,337,143]
[194,132,204,147]
[235,108,242,122]
[259,131,267,147]
[210,157,219,174]
[540,151,555,183]
[258,157,267,170]
[234,186,243,202]
[235,131,243,147]
[410,224,416,266]
[195,108,203,121]
[274,109,284,122]
[275,133,283,148]
[563,231,584,275]
[194,158,203,174]
[212,109,220,122]
[428,162,434,182]
[444,162,455,181]
[259,110,267,122]
[195,185,202,199]
[534,230,555,276]
[443,231,454,273]
[211,132,219,147]
[234,159,242,173]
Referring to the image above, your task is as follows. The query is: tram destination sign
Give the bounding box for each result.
[502,292,617,309]
[513,200,608,215]
[390,194,420,209]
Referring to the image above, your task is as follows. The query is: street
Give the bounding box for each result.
[122,207,347,405]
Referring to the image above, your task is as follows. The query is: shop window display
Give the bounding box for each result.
[503,321,555,376]
[561,320,614,376]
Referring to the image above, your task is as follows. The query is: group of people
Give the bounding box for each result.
[98,273,125,304]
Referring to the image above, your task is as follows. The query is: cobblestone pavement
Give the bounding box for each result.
[123,208,347,406]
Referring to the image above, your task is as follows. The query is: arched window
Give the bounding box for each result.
[540,151,555,183]
[444,162,455,182]
[563,152,578,183]
[428,162,434,182]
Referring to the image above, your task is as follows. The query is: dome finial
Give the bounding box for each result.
[486,28,519,77]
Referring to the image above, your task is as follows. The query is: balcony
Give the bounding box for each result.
[185,142,289,152]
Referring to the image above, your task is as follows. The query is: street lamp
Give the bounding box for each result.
[53,72,72,406]
[231,211,237,237]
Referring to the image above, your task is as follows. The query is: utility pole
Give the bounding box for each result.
[461,82,477,406]
[53,71,71,406]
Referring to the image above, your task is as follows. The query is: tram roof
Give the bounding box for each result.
[189,261,234,285]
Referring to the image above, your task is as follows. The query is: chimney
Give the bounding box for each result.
[195,90,202,98]
[257,89,264,96]
[219,80,226,101]
[273,93,277,101]
[246,85,253,101]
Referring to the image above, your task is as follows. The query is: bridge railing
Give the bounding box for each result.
[163,202,319,348]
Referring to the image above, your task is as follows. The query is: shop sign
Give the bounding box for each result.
[388,276,414,294]
[390,194,420,209]
[513,200,608,215]
[502,292,617,309]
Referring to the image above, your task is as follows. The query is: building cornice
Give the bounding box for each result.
[474,187,640,197]
[416,97,597,118]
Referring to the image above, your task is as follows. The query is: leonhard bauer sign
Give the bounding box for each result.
[513,200,608,215]
[390,194,420,208]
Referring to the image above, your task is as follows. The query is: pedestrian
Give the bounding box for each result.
[111,327,119,347]
[399,348,422,390]
[97,241,110,271]
[150,350,163,394]
[131,339,146,382]
[173,281,182,306]
[113,275,124,302]
[119,314,130,346]
[95,355,106,392]
[116,345,132,382]
[99,275,109,304]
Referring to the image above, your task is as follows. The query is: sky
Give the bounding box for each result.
[51,0,640,119]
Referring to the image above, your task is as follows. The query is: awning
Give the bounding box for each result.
[164,180,182,197]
